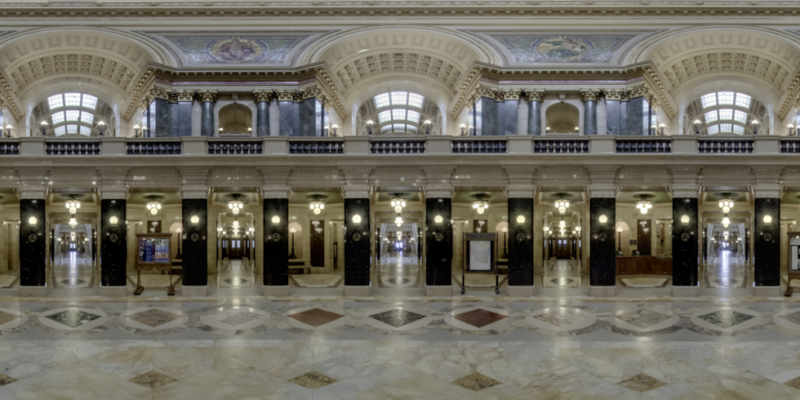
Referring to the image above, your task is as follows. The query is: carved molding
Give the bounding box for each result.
[180,187,209,200]
[341,185,372,199]
[604,89,625,101]
[98,187,129,200]
[586,185,618,198]
[524,89,545,103]
[423,186,454,199]
[751,185,783,199]
[261,186,292,199]
[17,187,48,200]
[253,90,273,103]
[173,90,195,103]
[505,185,536,198]
[670,185,700,199]
[579,89,601,103]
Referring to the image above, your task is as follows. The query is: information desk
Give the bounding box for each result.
[615,256,672,275]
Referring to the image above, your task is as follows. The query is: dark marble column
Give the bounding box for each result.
[425,198,452,286]
[671,198,698,287]
[299,98,326,136]
[627,96,651,136]
[200,102,214,137]
[256,100,270,137]
[508,198,533,286]
[590,198,616,286]
[20,199,46,287]
[497,99,519,135]
[263,198,288,286]
[172,102,193,137]
[606,100,622,135]
[527,98,542,136]
[470,97,497,136]
[153,98,173,137]
[100,199,127,287]
[754,197,780,287]
[182,199,208,287]
[279,101,299,136]
[581,90,600,135]
[344,198,370,286]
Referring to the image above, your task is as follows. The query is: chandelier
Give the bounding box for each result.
[228,200,244,214]
[554,196,570,214]
[65,199,81,214]
[473,195,489,215]
[146,201,161,215]
[635,194,653,215]
[390,195,407,213]
[69,215,77,228]
[719,196,734,213]
[722,216,730,228]
[395,215,403,227]
[309,200,325,215]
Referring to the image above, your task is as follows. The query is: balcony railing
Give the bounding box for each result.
[3,135,791,157]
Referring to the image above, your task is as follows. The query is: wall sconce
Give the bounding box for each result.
[109,216,119,226]
[217,226,223,233]
[659,123,666,136]
[28,216,37,226]
[4,125,11,138]
[763,215,773,225]
[546,126,550,133]
[271,216,281,224]
[516,215,526,224]
[598,215,608,225]
[434,215,443,225]
[751,120,759,135]
[190,215,200,225]
[459,124,467,136]
[331,124,339,137]
[97,121,105,136]
[352,214,362,224]
[366,120,374,135]
[40,121,48,136]
[423,120,432,135]
[247,127,252,134]
[694,120,701,135]
[133,125,140,138]
[680,215,690,225]
[650,124,657,136]
[574,126,580,132]
[142,126,148,137]
[789,124,796,136]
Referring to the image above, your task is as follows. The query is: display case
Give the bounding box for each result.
[461,232,498,294]
[135,233,175,295]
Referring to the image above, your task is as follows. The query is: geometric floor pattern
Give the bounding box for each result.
[0,298,800,398]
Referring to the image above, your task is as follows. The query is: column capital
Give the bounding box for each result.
[261,186,292,199]
[586,185,618,198]
[341,185,372,199]
[275,89,304,103]
[579,88,601,102]
[505,185,536,198]
[253,90,273,103]
[669,185,700,199]
[524,89,545,103]
[751,185,783,199]
[172,90,195,103]
[628,84,650,99]
[603,89,625,101]
[423,186,454,199]
[151,86,171,102]
[197,90,218,104]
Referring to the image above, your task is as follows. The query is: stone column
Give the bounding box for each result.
[506,185,535,297]
[580,89,600,135]
[671,186,699,297]
[172,91,194,137]
[753,185,782,297]
[587,167,617,296]
[277,90,300,136]
[180,168,210,296]
[526,90,544,136]
[19,186,47,297]
[262,186,290,296]
[98,177,129,297]
[343,185,371,296]
[517,96,528,136]
[253,90,271,137]
[626,85,654,136]
[198,90,218,137]
[605,89,624,135]
[424,187,453,296]
[269,97,280,136]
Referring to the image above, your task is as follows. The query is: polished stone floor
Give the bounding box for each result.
[0,294,799,399]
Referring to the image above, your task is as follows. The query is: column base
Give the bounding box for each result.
[19,285,47,297]
[589,285,616,297]
[754,285,780,297]
[426,285,452,297]
[344,285,371,297]
[99,285,127,297]
[181,285,208,297]
[263,285,290,297]
[507,285,534,297]
[672,285,699,297]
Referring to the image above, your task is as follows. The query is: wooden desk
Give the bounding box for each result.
[615,256,672,275]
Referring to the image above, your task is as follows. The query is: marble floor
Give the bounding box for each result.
[0,295,800,398]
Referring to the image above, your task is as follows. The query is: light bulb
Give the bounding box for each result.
[28,216,37,225]
[599,215,608,224]
[477,208,484,214]
[681,215,690,225]
[156,204,161,209]
[109,216,119,225]
[191,215,199,224]
[723,206,730,213]
[314,208,321,215]
[516,215,525,224]
[434,215,443,224]
[401,201,406,207]
[69,207,77,213]
[352,215,362,224]
[319,204,324,210]
[309,204,314,210]
[764,215,773,224]
[394,206,402,213]
[558,206,566,213]
[641,208,648,214]
[271,216,280,224]
[150,208,158,215]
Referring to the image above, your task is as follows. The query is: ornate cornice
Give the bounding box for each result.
[505,185,536,199]
[0,77,22,121]
[98,187,129,200]
[604,89,625,102]
[751,185,783,199]
[16,187,48,200]
[261,186,292,199]
[586,185,618,198]
[173,90,195,103]
[341,185,372,199]
[423,186,454,199]
[670,185,700,199]
[123,67,156,121]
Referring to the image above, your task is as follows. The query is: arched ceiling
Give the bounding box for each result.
[0,29,164,103]
[637,28,800,99]
[313,28,494,97]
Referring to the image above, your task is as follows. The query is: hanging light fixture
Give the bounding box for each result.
[722,216,730,228]
[146,201,162,215]
[65,197,81,214]
[228,200,244,215]
[390,195,407,213]
[395,215,403,227]
[719,194,734,213]
[635,194,653,215]
[554,194,570,214]
[69,215,77,228]
[472,195,489,215]
[308,195,326,215]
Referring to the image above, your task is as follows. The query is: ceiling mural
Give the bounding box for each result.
[138,31,335,66]
[463,30,659,65]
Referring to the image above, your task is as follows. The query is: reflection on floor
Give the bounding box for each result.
[290,275,343,288]
[452,273,508,288]
[541,259,582,288]
[50,252,95,289]
[1,296,800,398]
[618,275,671,288]
[216,259,254,288]
[703,250,750,289]
[377,251,420,288]
[0,274,18,289]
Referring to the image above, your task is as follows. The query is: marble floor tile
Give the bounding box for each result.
[76,346,228,381]
[313,365,475,400]
[369,308,426,328]
[288,308,344,327]
[45,308,101,328]
[0,310,20,326]
[387,277,410,286]
[780,310,800,325]
[531,309,587,327]
[127,308,182,328]
[697,310,754,329]
[784,376,800,390]
[560,348,643,383]
[453,371,502,391]
[453,308,508,328]
[215,309,262,327]
[128,369,178,388]
[616,309,672,329]
[616,373,667,392]
[231,343,316,380]
[289,371,338,389]
[0,275,17,288]
[0,373,16,387]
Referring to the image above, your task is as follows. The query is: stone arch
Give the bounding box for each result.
[218,103,253,135]
[545,102,580,133]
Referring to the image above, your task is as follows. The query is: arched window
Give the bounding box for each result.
[371,91,428,134]
[46,93,100,136]
[690,91,761,135]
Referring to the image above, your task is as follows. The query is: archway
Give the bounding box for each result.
[545,103,580,133]
[219,104,253,135]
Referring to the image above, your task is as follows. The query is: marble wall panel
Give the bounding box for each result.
[344,199,370,286]
[299,98,322,137]
[583,100,597,135]
[508,198,533,286]
[590,198,616,286]
[173,102,193,137]
[256,101,269,137]
[154,99,173,138]
[182,199,208,286]
[528,100,542,135]
[626,97,651,136]
[672,198,698,287]
[426,198,452,286]
[480,97,497,136]
[754,198,780,286]
[200,102,215,137]
[279,101,299,136]
[101,199,127,287]
[497,100,519,135]
[606,100,621,135]
[263,199,288,286]
[619,100,628,135]
[20,199,46,286]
